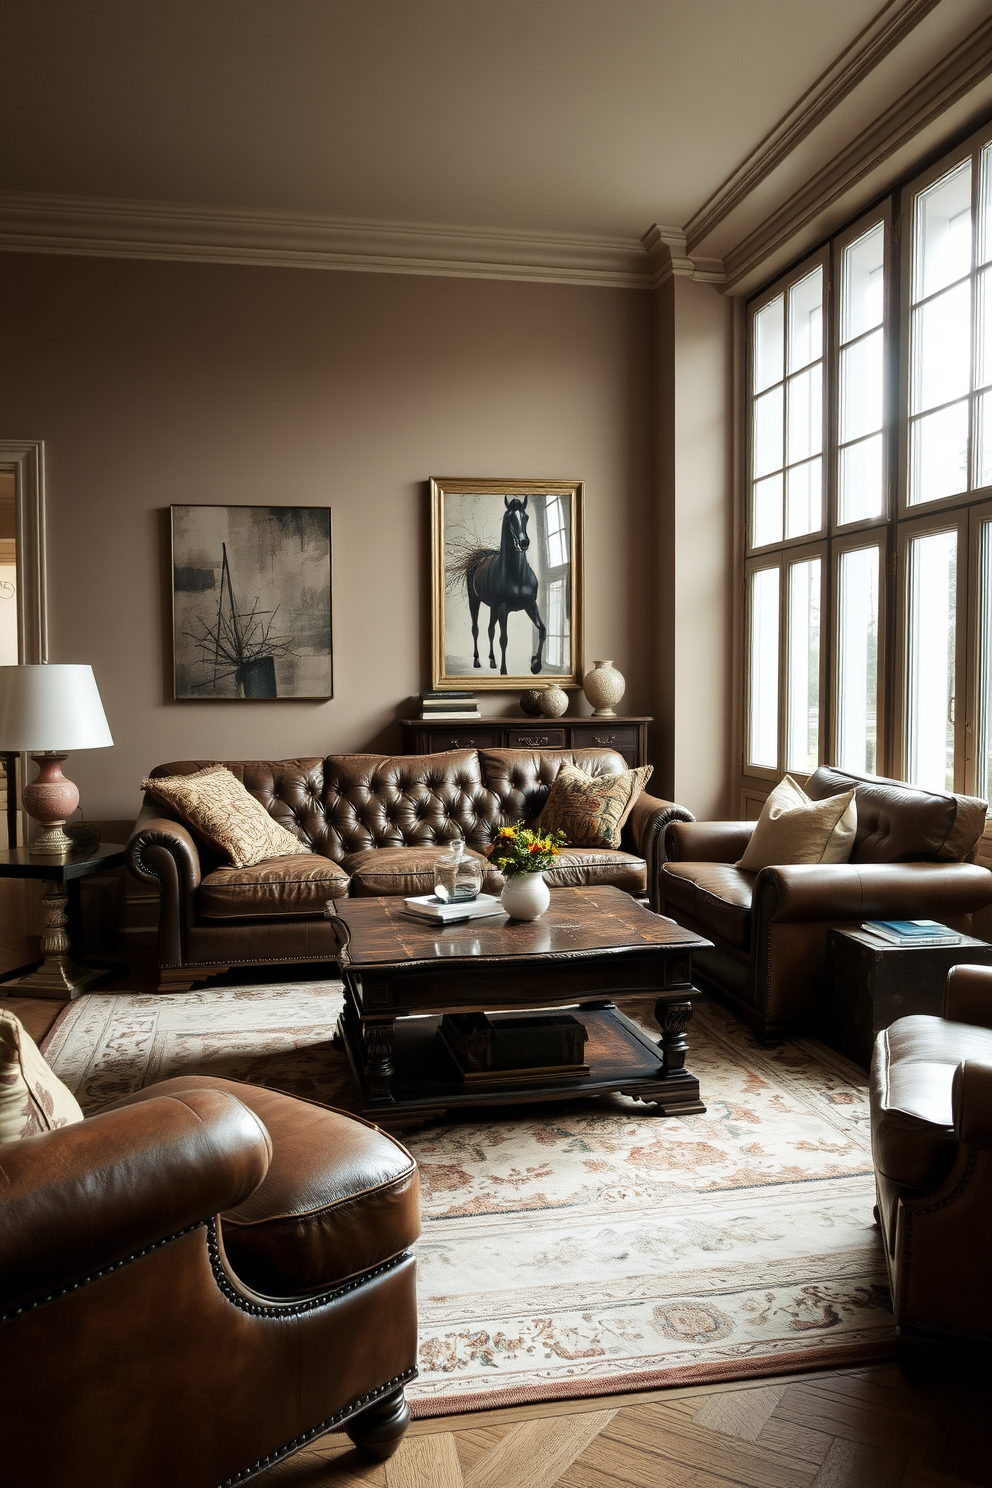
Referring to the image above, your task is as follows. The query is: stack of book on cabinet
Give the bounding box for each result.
[419,690,480,720]
[862,918,962,947]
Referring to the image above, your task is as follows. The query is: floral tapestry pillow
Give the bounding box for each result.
[533,761,653,850]
[0,1011,84,1144]
[142,765,311,868]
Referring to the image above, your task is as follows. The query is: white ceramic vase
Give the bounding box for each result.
[583,659,625,717]
[500,871,550,921]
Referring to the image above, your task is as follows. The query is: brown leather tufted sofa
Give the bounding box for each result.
[128,747,692,990]
[1,1074,420,1486]
[659,766,992,1042]
[870,964,992,1346]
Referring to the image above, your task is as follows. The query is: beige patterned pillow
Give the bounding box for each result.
[0,1011,84,1144]
[533,761,653,850]
[736,774,857,872]
[142,765,311,868]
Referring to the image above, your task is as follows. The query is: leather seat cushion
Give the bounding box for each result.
[871,1015,992,1192]
[659,862,755,947]
[198,854,350,919]
[104,1076,419,1295]
[545,847,646,895]
[342,844,502,897]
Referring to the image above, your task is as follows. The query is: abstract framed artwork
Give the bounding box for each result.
[171,504,332,699]
[430,477,584,689]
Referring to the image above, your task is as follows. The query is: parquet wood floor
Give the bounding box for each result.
[255,1363,992,1488]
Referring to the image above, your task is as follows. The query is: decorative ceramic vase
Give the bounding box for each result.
[519,689,544,717]
[434,837,483,902]
[583,660,625,717]
[537,682,569,718]
[500,871,550,921]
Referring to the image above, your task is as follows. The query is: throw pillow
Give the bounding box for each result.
[0,1011,84,1144]
[534,761,654,850]
[142,765,311,869]
[736,774,857,872]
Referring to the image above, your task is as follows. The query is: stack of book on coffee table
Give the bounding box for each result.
[419,690,480,720]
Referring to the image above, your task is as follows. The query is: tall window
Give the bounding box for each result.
[741,116,992,825]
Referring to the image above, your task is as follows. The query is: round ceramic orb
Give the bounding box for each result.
[537,683,569,718]
[519,689,544,716]
[583,659,626,717]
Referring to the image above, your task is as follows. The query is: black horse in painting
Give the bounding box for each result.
[465,496,547,675]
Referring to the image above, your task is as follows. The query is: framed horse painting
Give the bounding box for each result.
[430,477,584,690]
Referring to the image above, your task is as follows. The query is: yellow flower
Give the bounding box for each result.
[498,826,516,840]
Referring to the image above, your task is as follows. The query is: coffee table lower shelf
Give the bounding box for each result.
[336,1003,705,1129]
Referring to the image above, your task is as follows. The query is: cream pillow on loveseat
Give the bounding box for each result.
[736,775,857,872]
[0,1010,84,1143]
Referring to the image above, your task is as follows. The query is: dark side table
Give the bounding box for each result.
[0,842,127,998]
[824,925,992,1070]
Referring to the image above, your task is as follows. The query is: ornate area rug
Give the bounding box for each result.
[44,982,895,1416]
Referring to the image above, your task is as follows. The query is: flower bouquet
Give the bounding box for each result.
[489,824,567,876]
[489,824,568,920]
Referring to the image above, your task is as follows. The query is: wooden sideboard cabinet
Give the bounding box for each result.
[400,716,652,769]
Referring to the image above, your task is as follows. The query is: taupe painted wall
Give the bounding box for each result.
[1,252,665,822]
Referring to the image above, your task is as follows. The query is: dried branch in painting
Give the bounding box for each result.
[185,543,296,697]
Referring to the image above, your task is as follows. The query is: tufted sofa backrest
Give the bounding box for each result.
[146,747,640,863]
[806,765,988,863]
[322,749,501,859]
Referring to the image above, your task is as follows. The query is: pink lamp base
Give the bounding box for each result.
[22,753,79,855]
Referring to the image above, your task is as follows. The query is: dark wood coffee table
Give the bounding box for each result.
[327,886,712,1128]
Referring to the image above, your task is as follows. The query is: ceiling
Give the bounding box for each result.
[3,0,992,291]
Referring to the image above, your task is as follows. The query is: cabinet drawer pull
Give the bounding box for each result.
[592,734,617,745]
[447,737,475,747]
[518,734,549,746]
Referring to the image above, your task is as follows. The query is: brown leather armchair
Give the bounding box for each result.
[659,767,992,1040]
[871,964,992,1345]
[0,1076,420,1488]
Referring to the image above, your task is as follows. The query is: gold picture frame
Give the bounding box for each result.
[430,477,584,690]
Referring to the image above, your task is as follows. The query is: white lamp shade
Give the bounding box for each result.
[0,664,114,751]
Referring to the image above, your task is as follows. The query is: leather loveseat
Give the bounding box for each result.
[128,747,692,990]
[659,766,992,1041]
[871,964,992,1346]
[1,1073,420,1487]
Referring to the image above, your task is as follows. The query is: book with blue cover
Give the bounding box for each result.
[863,918,962,946]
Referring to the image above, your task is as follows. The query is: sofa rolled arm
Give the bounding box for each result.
[665,820,755,864]
[944,964,992,1030]
[754,861,992,924]
[952,1060,992,1147]
[127,799,203,893]
[0,1089,271,1315]
[624,792,694,909]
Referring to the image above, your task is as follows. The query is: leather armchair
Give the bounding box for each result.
[0,1076,420,1487]
[659,767,992,1040]
[871,964,992,1345]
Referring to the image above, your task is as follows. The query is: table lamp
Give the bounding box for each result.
[0,663,114,855]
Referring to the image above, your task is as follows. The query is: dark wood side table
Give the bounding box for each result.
[824,926,992,1070]
[400,716,652,768]
[0,842,127,998]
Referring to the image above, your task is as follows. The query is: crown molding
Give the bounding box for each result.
[684,0,939,253]
[642,226,726,289]
[722,13,992,291]
[0,192,662,290]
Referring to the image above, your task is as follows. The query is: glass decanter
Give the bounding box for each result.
[434,836,483,902]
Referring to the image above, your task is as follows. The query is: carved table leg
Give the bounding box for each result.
[346,1386,410,1460]
[656,997,693,1075]
[10,881,108,997]
[364,1018,396,1099]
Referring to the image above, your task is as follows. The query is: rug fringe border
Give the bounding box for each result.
[406,1336,898,1419]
